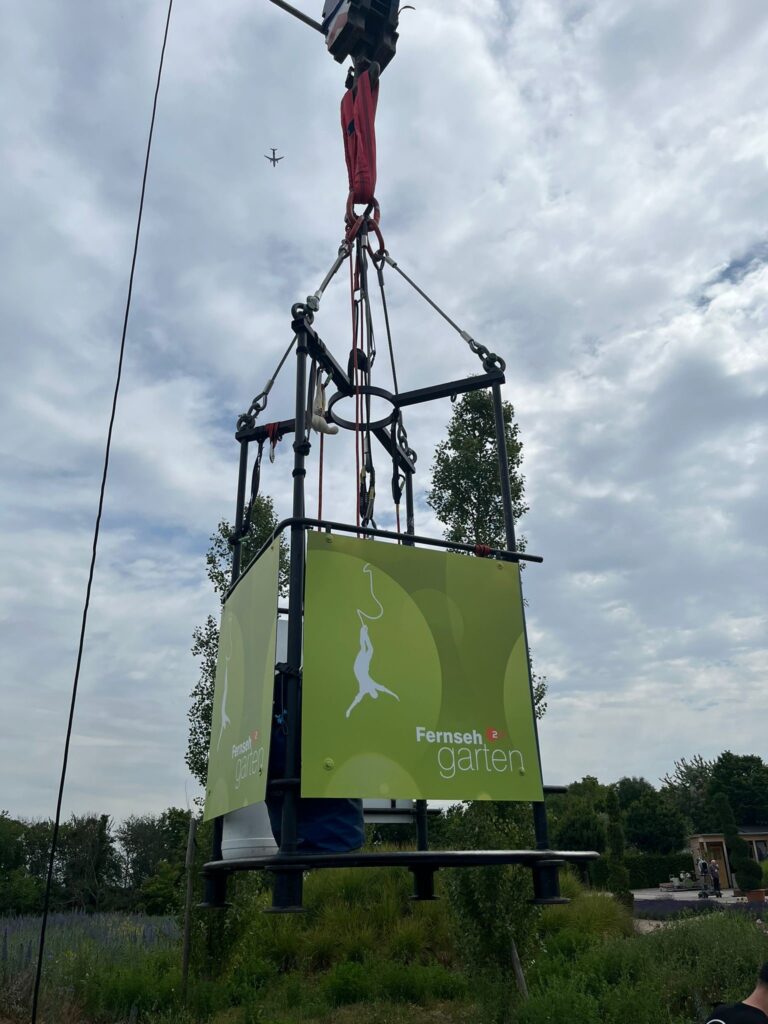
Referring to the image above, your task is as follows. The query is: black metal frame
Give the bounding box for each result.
[231,519,543,602]
[202,297,597,913]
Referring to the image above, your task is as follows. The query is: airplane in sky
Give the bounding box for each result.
[264,148,284,167]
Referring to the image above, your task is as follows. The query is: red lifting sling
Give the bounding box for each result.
[341,67,379,207]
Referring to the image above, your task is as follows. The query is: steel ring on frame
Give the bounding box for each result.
[327,385,399,432]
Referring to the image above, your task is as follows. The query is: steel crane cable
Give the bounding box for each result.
[372,250,413,535]
[238,333,298,432]
[374,250,506,374]
[349,242,362,527]
[357,235,378,528]
[348,233,373,530]
[30,1,176,1020]
[265,0,324,33]
[373,252,399,396]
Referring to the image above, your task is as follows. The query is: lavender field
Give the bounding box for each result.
[1,912,181,1022]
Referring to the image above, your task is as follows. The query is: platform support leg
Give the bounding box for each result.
[491,383,560,904]
[268,308,314,912]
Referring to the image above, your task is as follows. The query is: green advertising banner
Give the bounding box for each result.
[203,542,280,822]
[301,534,544,802]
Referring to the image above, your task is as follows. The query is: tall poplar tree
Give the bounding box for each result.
[186,496,288,788]
[427,390,527,548]
[427,390,547,717]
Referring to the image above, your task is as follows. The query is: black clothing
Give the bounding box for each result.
[703,1004,768,1023]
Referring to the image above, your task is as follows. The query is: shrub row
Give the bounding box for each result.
[590,853,693,889]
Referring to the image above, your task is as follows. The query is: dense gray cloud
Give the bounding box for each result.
[1,0,766,819]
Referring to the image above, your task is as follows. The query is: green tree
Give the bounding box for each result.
[551,798,607,854]
[20,818,55,882]
[661,754,714,832]
[140,859,183,915]
[605,789,633,908]
[546,777,608,858]
[623,792,686,855]
[116,814,163,891]
[441,800,537,1023]
[427,389,547,718]
[0,866,43,915]
[116,807,189,895]
[427,390,527,549]
[0,813,44,914]
[614,776,656,812]
[713,791,762,892]
[606,791,625,862]
[0,812,24,872]
[58,814,119,911]
[567,776,609,813]
[707,752,768,828]
[186,497,288,789]
[157,807,191,864]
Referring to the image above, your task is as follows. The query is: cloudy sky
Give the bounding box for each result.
[1,0,766,822]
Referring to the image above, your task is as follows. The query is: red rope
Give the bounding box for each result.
[351,243,361,530]
[265,422,281,460]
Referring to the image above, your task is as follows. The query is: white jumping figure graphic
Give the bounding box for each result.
[346,563,400,718]
[216,611,233,750]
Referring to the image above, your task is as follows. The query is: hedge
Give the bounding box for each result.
[590,853,693,890]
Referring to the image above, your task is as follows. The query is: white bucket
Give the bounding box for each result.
[222,801,278,860]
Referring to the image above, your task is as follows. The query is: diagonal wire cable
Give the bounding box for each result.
[30,2,175,1019]
[375,259,398,394]
[382,253,466,334]
[379,251,505,372]
[265,0,324,33]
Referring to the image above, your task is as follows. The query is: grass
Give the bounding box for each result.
[1,865,463,1023]
[216,865,462,1021]
[525,903,768,1024]
[3,863,768,1023]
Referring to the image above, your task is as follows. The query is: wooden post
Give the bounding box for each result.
[181,814,197,1002]
[511,938,528,1000]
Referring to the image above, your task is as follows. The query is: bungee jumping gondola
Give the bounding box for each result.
[30,9,598,1018]
[200,1,599,913]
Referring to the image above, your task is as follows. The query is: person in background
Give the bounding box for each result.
[702,962,768,1023]
[710,858,722,896]
[698,856,711,892]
